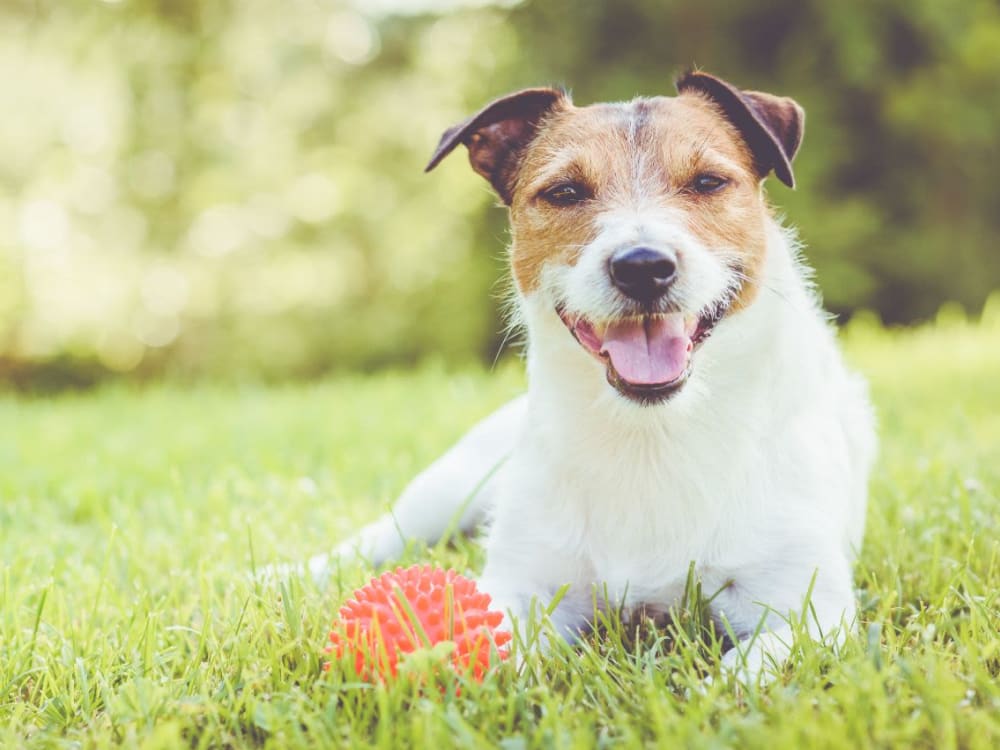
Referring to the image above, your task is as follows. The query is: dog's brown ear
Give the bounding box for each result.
[425,88,566,203]
[676,71,804,188]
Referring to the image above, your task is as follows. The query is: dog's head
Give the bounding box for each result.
[426,72,804,405]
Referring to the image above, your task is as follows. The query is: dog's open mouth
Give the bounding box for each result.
[557,304,726,404]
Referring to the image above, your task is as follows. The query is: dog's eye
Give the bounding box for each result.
[690,174,728,194]
[540,183,589,205]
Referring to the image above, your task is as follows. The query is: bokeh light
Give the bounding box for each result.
[1,0,998,388]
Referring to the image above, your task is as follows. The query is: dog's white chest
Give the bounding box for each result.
[508,420,755,604]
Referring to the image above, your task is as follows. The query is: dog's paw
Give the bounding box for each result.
[252,516,404,587]
[715,630,791,688]
[694,652,762,695]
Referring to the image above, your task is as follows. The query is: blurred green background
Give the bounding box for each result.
[2,0,999,389]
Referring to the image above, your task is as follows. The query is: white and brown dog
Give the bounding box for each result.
[309,71,876,681]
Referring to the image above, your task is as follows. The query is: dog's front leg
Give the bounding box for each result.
[712,548,857,686]
[261,396,526,585]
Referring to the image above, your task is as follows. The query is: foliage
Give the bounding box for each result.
[1,0,999,384]
[1,316,999,747]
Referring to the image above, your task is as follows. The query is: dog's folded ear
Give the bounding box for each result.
[425,88,567,204]
[676,71,804,188]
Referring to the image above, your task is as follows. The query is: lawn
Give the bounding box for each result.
[2,311,999,749]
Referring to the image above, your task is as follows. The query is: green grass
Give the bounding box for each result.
[2,312,999,749]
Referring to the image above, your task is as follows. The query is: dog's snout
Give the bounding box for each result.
[609,246,677,302]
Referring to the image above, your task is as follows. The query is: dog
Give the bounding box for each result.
[306,71,876,682]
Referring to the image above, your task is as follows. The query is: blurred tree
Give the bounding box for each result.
[0,0,997,388]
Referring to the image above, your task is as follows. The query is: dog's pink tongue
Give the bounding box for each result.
[601,315,691,385]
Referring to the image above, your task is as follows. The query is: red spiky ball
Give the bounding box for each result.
[325,565,511,681]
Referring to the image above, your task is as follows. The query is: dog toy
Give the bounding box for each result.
[326,564,511,681]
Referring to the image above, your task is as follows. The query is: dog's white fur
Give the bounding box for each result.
[304,88,876,683]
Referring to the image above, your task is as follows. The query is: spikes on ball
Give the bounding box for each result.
[326,564,512,681]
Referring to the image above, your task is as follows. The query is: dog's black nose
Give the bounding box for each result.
[609,246,677,302]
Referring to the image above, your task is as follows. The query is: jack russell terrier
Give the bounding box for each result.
[306,71,876,681]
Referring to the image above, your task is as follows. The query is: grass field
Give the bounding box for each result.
[2,311,999,748]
